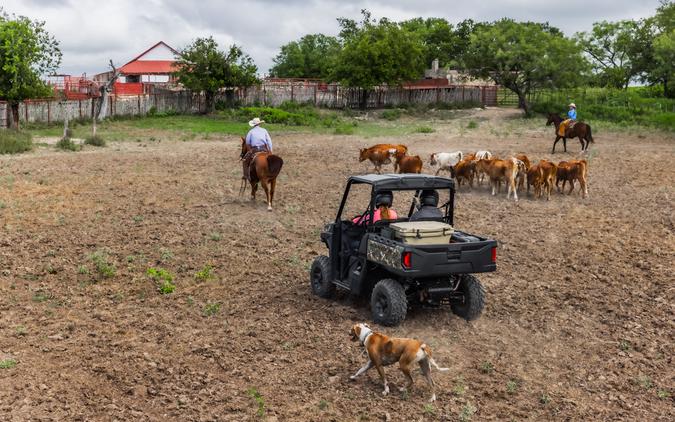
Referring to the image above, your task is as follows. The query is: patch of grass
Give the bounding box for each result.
[539,393,551,405]
[636,375,652,390]
[247,387,265,418]
[657,389,670,399]
[84,135,106,147]
[209,232,222,241]
[334,124,356,135]
[381,109,402,121]
[0,130,32,154]
[453,376,466,396]
[195,265,215,282]
[89,250,116,278]
[56,137,80,151]
[422,403,436,415]
[318,399,329,411]
[506,380,518,394]
[0,359,17,369]
[77,265,89,274]
[480,361,494,374]
[459,403,477,421]
[132,215,144,223]
[15,326,27,337]
[467,120,478,129]
[32,290,51,302]
[415,125,435,133]
[619,340,632,352]
[147,267,175,294]
[159,248,173,262]
[203,302,221,316]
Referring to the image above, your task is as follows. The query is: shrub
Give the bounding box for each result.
[334,124,355,135]
[0,130,32,154]
[381,109,402,120]
[0,359,17,369]
[56,137,80,151]
[84,135,106,147]
[467,120,478,129]
[90,250,116,278]
[416,125,435,133]
[147,267,175,294]
[195,265,215,282]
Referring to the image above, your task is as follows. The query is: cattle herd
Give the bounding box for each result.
[359,144,589,201]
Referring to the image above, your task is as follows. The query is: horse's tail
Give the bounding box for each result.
[587,124,594,143]
[267,155,284,178]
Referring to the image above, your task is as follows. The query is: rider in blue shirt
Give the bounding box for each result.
[567,103,577,120]
[242,117,273,181]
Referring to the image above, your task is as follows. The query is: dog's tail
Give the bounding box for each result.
[421,344,449,372]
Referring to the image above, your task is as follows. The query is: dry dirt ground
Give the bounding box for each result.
[1,108,673,421]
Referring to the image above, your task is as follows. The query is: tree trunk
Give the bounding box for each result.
[225,90,235,108]
[516,91,531,116]
[63,115,69,139]
[204,91,215,114]
[96,60,121,121]
[359,89,370,110]
[9,103,20,130]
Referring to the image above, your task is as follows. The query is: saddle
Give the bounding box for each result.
[559,119,577,137]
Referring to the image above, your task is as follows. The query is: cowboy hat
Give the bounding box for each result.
[568,103,576,108]
[248,117,265,127]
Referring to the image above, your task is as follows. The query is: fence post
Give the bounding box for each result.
[79,100,82,119]
[47,101,51,124]
[290,83,294,103]
[138,95,141,115]
[314,85,317,106]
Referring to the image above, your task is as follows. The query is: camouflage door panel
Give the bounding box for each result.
[367,239,403,270]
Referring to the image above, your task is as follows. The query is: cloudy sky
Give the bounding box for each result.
[2,0,663,76]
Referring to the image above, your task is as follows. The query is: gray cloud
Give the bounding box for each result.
[1,0,662,76]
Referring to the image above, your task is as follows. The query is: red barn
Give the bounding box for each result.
[114,41,179,95]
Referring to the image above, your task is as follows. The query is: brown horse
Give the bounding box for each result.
[239,137,284,211]
[546,113,594,154]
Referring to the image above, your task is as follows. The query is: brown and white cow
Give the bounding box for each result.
[477,158,520,201]
[359,144,408,173]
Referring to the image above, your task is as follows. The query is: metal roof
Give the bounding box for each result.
[119,60,177,75]
[348,174,455,190]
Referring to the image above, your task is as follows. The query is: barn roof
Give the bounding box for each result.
[119,41,179,75]
[120,60,177,75]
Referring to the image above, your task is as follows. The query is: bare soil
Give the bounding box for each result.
[1,108,673,421]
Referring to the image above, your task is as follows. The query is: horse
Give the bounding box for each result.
[239,137,284,211]
[546,113,594,154]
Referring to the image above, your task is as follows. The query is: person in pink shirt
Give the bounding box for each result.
[353,191,398,225]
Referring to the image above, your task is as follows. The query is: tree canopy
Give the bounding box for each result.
[174,37,258,112]
[269,34,340,79]
[330,11,425,107]
[463,19,587,115]
[400,18,479,68]
[0,10,61,127]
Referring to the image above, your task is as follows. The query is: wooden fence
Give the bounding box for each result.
[0,83,498,128]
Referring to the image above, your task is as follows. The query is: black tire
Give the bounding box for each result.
[451,274,485,321]
[310,256,334,299]
[370,279,407,326]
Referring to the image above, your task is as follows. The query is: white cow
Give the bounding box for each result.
[430,151,463,176]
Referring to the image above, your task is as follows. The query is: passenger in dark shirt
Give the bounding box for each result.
[409,190,443,221]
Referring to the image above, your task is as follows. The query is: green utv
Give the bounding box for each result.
[310,174,497,326]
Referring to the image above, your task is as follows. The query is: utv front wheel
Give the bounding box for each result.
[451,274,485,321]
[371,279,407,326]
[310,256,334,299]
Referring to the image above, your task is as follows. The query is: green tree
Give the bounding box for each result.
[174,37,258,112]
[646,1,675,96]
[575,20,652,89]
[400,18,480,68]
[269,34,340,79]
[463,19,587,115]
[331,11,425,109]
[0,10,61,128]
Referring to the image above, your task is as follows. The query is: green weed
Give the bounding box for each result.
[467,120,478,129]
[0,359,17,369]
[209,232,222,241]
[480,361,494,374]
[422,403,435,415]
[415,125,435,133]
[539,393,551,405]
[84,135,106,147]
[147,267,175,294]
[159,248,173,262]
[459,403,477,421]
[506,380,518,394]
[247,387,265,418]
[318,399,329,411]
[381,109,402,121]
[657,389,670,399]
[195,265,215,282]
[203,302,221,316]
[56,137,80,151]
[89,250,116,278]
[453,376,466,396]
[0,130,32,154]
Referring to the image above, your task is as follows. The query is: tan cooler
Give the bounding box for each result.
[389,221,454,245]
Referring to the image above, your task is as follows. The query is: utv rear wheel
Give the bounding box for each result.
[371,279,407,326]
[451,274,485,321]
[310,256,334,299]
